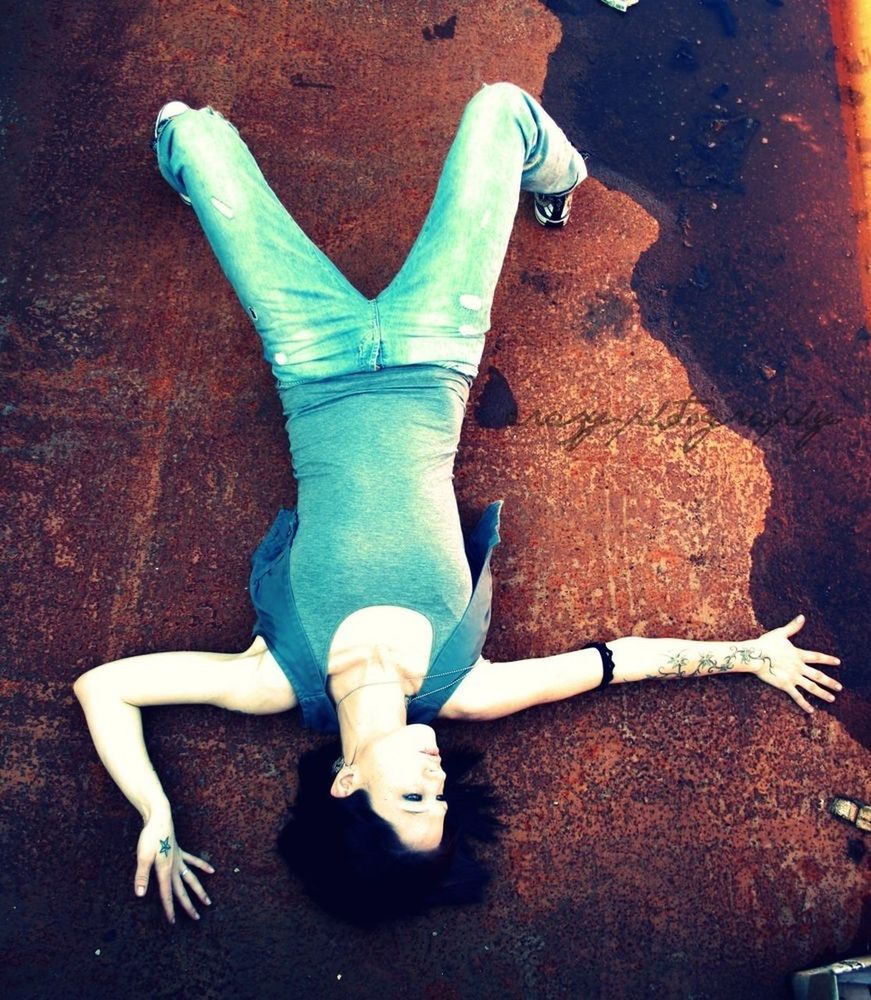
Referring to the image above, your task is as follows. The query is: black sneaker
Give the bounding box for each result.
[533,188,574,228]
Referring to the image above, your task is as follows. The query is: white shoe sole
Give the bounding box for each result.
[154,101,193,205]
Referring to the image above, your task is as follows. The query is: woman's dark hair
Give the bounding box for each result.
[277,742,502,926]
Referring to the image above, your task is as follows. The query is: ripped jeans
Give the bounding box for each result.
[154,82,586,387]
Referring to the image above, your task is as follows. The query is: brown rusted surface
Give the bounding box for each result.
[1,2,867,999]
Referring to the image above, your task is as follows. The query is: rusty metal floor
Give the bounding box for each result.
[1,2,868,998]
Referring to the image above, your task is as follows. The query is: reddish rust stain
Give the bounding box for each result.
[1,2,867,1000]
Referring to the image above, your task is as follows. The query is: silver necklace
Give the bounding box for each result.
[333,661,474,713]
[332,680,404,773]
[331,664,474,773]
[406,663,475,704]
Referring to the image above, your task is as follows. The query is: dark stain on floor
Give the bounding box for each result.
[423,14,458,42]
[579,288,634,341]
[474,365,519,428]
[540,0,870,711]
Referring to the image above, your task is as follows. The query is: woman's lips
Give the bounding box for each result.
[422,748,440,757]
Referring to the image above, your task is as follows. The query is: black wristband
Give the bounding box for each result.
[582,641,615,689]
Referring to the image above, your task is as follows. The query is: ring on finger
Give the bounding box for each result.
[180,867,190,877]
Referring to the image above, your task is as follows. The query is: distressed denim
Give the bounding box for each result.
[154,82,586,388]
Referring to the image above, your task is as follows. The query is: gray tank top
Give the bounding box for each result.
[278,364,475,671]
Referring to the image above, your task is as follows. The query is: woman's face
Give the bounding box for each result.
[332,724,448,851]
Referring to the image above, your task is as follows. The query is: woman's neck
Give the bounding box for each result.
[331,645,409,762]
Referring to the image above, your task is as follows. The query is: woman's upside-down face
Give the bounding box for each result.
[331,723,448,851]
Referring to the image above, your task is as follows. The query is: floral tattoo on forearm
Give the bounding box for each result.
[646,645,775,680]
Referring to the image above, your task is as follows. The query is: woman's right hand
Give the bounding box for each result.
[749,614,842,715]
[135,810,215,923]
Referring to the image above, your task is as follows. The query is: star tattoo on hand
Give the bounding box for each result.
[159,837,171,857]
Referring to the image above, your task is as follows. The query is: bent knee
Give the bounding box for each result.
[467,81,530,115]
[461,83,537,141]
[166,106,237,149]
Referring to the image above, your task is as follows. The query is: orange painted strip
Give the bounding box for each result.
[828,0,871,327]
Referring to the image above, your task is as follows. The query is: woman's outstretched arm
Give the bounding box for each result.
[439,614,842,722]
[73,637,296,923]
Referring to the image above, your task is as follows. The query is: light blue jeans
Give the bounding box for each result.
[154,82,586,388]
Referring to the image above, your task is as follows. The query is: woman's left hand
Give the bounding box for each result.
[750,614,842,714]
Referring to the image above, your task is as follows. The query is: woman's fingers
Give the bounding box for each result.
[796,648,842,667]
[157,864,176,924]
[180,865,211,907]
[134,828,213,923]
[797,677,836,703]
[149,849,214,924]
[180,850,215,876]
[802,666,843,691]
[789,686,816,715]
[173,872,200,921]
[180,850,214,906]
[134,851,153,898]
[780,614,806,638]
[755,616,844,716]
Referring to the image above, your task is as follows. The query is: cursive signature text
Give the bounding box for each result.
[515,393,843,454]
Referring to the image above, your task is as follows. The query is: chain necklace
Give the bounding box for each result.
[407,663,475,704]
[332,679,404,772]
[333,663,474,713]
[331,664,475,773]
